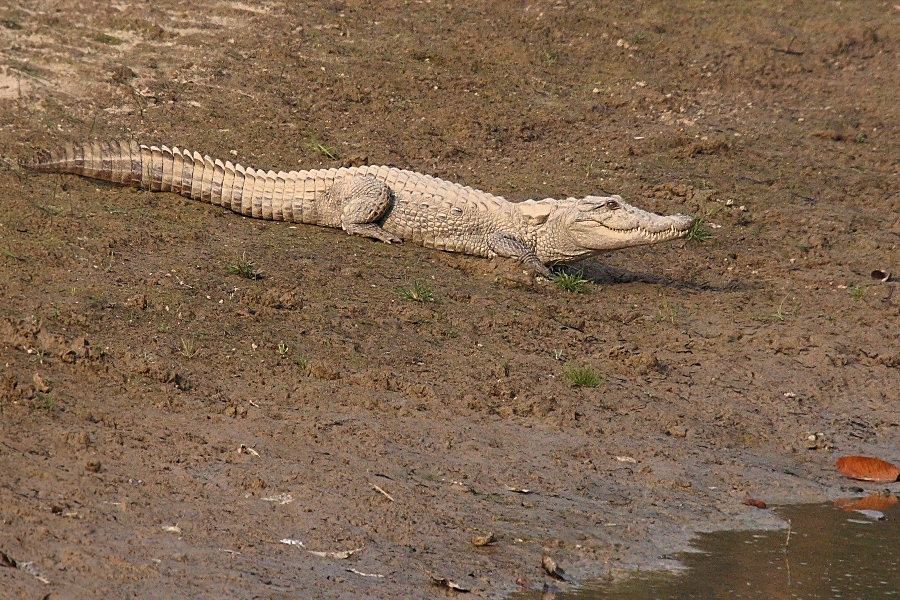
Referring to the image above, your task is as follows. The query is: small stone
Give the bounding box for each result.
[667,426,688,438]
[471,533,496,547]
[85,460,101,473]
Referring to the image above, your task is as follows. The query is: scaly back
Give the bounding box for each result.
[23,140,513,226]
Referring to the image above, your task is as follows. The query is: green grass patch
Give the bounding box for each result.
[563,363,604,388]
[307,137,337,160]
[398,280,434,303]
[553,270,590,293]
[226,253,263,280]
[686,217,713,243]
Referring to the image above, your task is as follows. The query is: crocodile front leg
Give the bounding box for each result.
[487,232,553,277]
[329,175,401,244]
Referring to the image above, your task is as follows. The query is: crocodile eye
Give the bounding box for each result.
[605,200,620,210]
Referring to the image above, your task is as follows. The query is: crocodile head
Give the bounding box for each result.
[536,195,695,263]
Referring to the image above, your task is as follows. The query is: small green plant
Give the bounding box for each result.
[686,218,713,243]
[772,295,789,321]
[35,394,55,411]
[553,271,590,293]
[308,137,337,160]
[278,341,289,358]
[157,323,171,333]
[227,253,262,280]
[658,294,679,325]
[849,285,865,300]
[563,363,604,388]
[49,308,60,319]
[180,337,200,358]
[296,358,309,369]
[542,49,557,67]
[398,280,434,302]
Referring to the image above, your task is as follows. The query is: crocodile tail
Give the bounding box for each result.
[22,140,143,186]
[23,140,325,224]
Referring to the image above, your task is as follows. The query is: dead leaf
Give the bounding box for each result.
[471,532,496,547]
[279,538,305,547]
[307,548,360,559]
[541,554,577,584]
[516,576,535,589]
[835,456,900,482]
[17,561,50,584]
[425,570,471,592]
[542,555,561,579]
[505,486,532,494]
[742,498,767,509]
[261,493,294,505]
[238,444,259,456]
[834,492,898,512]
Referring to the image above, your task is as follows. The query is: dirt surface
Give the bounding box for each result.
[1,1,898,598]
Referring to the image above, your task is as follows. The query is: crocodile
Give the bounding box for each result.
[22,140,695,277]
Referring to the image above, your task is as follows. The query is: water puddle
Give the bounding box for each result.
[514,496,900,599]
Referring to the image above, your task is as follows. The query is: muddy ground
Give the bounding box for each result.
[0,1,898,598]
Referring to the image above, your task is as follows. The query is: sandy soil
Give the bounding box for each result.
[1,1,898,598]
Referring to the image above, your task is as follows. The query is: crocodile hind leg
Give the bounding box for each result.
[330,175,401,244]
[487,233,553,278]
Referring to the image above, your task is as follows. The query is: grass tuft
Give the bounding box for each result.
[180,338,200,358]
[686,217,714,243]
[398,280,434,302]
[553,271,590,293]
[563,363,604,388]
[308,137,337,160]
[227,253,263,280]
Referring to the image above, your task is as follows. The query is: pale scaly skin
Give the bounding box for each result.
[22,140,695,276]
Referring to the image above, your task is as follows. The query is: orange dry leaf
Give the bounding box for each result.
[834,493,898,512]
[835,456,900,482]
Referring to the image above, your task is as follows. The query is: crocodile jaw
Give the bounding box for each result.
[536,196,695,263]
[583,213,696,249]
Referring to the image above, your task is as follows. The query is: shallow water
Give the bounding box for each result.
[516,499,900,599]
